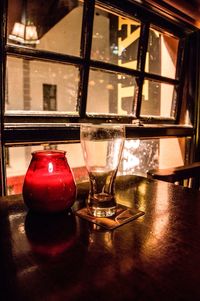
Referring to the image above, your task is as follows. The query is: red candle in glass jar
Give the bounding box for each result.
[22,150,76,213]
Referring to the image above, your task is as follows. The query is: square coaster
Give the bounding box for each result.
[75,204,144,230]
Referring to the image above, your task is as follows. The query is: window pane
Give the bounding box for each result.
[119,137,189,176]
[6,137,190,195]
[140,80,176,118]
[6,56,79,114]
[87,69,137,116]
[91,5,141,69]
[6,143,87,195]
[145,27,179,79]
[7,0,83,57]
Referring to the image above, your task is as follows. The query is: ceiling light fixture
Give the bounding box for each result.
[9,0,39,45]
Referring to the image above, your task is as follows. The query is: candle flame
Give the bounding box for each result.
[48,162,53,173]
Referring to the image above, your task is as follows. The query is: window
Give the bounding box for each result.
[0,0,199,195]
[43,84,57,111]
[5,0,185,121]
[87,69,137,116]
[6,137,190,195]
[6,56,79,114]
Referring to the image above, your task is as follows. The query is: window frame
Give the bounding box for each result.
[4,0,193,123]
[0,0,200,195]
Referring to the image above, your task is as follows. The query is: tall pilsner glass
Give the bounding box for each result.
[81,124,125,217]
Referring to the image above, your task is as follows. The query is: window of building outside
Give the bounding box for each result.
[3,0,195,195]
[43,84,57,111]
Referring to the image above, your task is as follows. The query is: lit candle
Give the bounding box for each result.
[23,150,76,213]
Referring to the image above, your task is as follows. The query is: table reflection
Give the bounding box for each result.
[25,210,77,258]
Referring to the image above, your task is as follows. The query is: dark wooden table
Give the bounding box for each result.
[1,175,200,301]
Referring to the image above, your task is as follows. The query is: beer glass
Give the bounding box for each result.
[80,124,125,217]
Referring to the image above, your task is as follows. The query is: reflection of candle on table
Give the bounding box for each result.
[25,210,77,257]
[23,151,76,212]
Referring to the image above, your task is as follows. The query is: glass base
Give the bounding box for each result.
[87,193,117,217]
[89,206,116,217]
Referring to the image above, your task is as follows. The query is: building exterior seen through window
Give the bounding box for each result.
[6,0,181,119]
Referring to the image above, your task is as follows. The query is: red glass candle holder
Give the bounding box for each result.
[23,150,76,213]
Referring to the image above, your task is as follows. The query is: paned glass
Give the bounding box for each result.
[145,27,179,79]
[140,79,176,118]
[6,137,189,195]
[87,69,137,116]
[119,137,188,176]
[6,143,86,195]
[6,56,79,114]
[7,0,83,57]
[91,5,141,69]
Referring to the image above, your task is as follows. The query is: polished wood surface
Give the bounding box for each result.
[1,175,200,301]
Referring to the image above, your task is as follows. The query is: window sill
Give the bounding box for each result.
[4,123,194,145]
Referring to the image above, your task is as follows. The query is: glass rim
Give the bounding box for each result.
[80,123,125,129]
[31,150,66,157]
